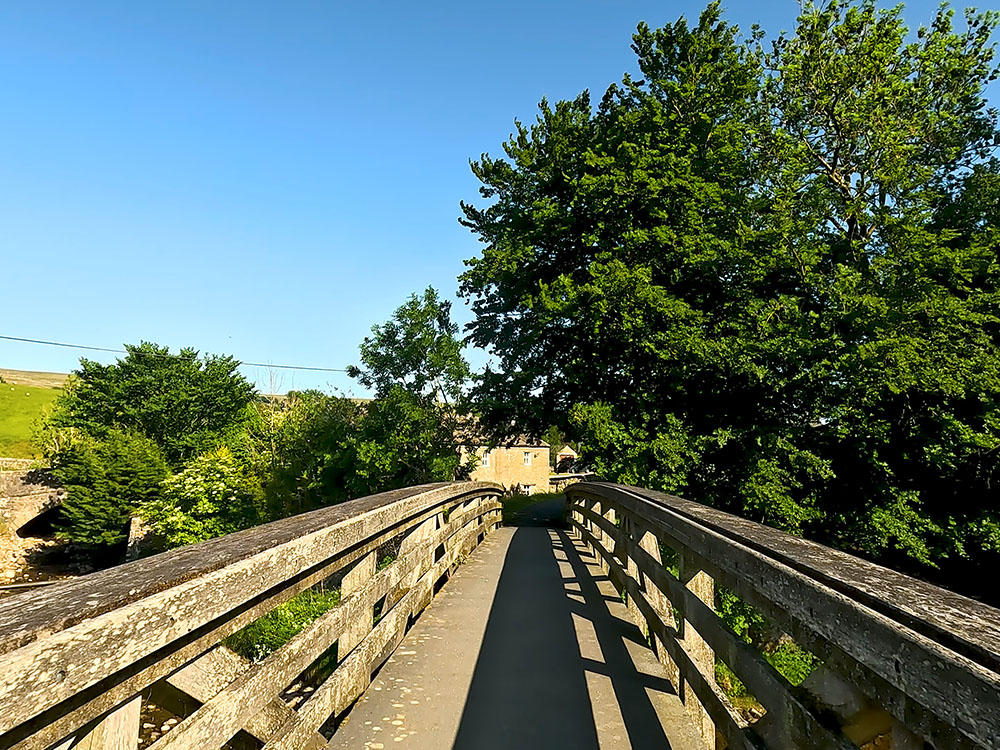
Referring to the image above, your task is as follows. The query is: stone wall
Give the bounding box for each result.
[0,468,64,582]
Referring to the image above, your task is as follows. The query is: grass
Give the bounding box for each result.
[225,587,341,663]
[0,381,60,458]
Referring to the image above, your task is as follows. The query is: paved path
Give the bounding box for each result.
[330,498,701,750]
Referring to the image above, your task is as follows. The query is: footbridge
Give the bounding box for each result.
[0,482,997,749]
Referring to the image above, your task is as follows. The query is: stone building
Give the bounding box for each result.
[463,438,550,494]
[554,444,579,472]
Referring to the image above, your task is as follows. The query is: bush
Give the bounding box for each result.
[225,588,341,663]
[141,446,265,549]
[714,586,818,697]
[50,342,256,465]
[54,430,168,556]
[765,641,818,687]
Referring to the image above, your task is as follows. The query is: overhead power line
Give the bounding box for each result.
[0,334,351,373]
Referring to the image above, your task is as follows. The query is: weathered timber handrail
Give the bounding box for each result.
[0,481,502,750]
[565,482,1000,750]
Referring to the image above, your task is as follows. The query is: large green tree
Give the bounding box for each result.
[348,287,473,491]
[460,0,1000,584]
[51,342,256,465]
[348,286,471,404]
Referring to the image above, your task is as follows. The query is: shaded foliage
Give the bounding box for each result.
[53,430,168,557]
[459,0,1000,586]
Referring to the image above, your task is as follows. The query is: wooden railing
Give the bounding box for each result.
[566,482,1000,750]
[0,481,501,750]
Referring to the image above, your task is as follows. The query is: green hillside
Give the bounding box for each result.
[0,381,60,458]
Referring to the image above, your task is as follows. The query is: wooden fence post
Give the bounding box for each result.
[61,695,141,750]
[678,550,716,750]
[399,512,440,612]
[339,551,377,656]
[637,525,682,689]
[600,501,616,576]
[623,515,645,628]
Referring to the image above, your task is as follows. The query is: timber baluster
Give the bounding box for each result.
[565,482,1000,750]
[0,482,502,750]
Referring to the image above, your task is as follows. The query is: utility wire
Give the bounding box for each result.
[0,334,351,373]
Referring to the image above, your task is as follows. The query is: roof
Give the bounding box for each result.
[557,445,578,456]
[489,436,549,449]
[459,434,549,449]
[452,417,549,449]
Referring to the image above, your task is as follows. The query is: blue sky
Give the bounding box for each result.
[1,0,994,394]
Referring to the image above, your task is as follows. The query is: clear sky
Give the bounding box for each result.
[1,0,994,394]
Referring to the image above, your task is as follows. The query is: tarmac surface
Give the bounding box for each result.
[329,497,701,750]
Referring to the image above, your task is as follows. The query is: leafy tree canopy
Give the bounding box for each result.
[51,342,256,465]
[348,287,471,404]
[459,0,1000,582]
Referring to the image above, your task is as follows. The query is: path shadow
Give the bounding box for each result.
[452,521,678,749]
[504,495,570,527]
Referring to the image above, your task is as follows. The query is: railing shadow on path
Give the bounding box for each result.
[451,496,681,749]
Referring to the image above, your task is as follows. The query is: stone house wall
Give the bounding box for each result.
[463,444,550,494]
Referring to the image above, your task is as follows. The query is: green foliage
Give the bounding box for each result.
[249,386,465,520]
[765,641,819,687]
[714,587,818,699]
[225,588,341,663]
[50,342,256,465]
[459,0,1000,583]
[53,430,168,555]
[140,446,265,549]
[541,426,564,467]
[249,391,363,519]
[347,386,464,497]
[715,587,764,644]
[348,286,471,404]
[0,382,60,458]
[345,287,474,494]
[41,342,259,560]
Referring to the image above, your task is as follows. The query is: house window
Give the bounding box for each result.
[523,484,534,495]
[523,451,532,466]
[481,450,490,467]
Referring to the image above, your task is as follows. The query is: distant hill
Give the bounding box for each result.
[0,372,64,458]
[0,369,68,389]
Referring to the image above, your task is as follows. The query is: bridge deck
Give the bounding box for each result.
[330,498,701,750]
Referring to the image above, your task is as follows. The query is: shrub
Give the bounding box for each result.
[54,430,168,557]
[141,446,265,549]
[225,588,341,663]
